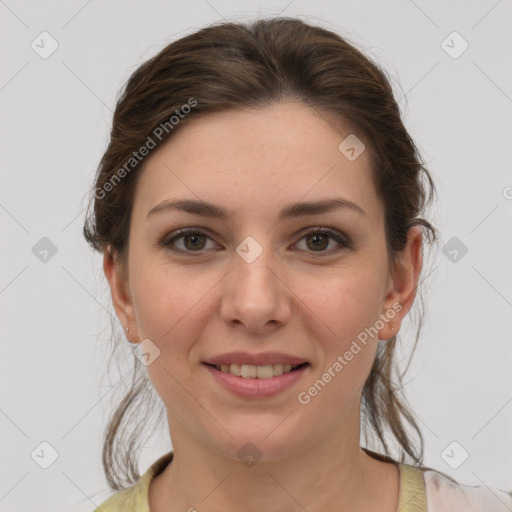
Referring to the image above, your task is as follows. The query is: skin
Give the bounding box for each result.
[104,101,423,512]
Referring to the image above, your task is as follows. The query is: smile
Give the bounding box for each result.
[208,362,307,379]
[202,362,310,399]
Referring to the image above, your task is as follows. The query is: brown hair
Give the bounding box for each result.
[83,16,439,490]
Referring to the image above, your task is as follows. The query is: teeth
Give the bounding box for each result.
[215,363,302,378]
[230,363,241,376]
[272,364,284,376]
[240,364,257,378]
[256,365,273,379]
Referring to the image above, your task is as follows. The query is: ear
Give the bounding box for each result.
[103,246,140,343]
[378,226,423,341]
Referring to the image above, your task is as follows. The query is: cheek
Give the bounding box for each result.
[130,265,213,411]
[297,267,383,394]
[130,259,211,352]
[297,288,379,419]
[303,266,384,344]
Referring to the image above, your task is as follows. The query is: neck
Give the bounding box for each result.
[149,399,399,512]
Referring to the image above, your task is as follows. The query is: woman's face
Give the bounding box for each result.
[105,101,421,461]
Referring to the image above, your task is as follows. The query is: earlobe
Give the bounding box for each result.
[378,226,423,340]
[103,246,138,342]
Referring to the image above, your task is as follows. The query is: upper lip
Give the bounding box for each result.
[203,352,309,366]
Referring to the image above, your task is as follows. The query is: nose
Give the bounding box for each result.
[219,242,293,335]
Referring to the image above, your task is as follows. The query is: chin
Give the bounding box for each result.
[209,422,312,464]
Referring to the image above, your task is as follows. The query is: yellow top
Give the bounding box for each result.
[93,451,427,512]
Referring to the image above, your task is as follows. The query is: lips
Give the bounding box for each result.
[206,362,308,379]
[201,351,310,398]
[203,360,309,398]
[202,351,309,366]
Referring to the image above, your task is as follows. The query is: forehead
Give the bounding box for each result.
[133,101,382,222]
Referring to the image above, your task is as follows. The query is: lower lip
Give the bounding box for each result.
[203,363,309,399]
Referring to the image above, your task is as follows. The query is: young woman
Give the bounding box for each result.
[84,17,512,512]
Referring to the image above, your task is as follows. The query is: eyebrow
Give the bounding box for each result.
[147,197,366,221]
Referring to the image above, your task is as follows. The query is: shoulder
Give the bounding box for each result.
[93,487,138,512]
[422,467,512,512]
[91,451,174,512]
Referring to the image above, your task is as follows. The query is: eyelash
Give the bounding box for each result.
[159,227,350,256]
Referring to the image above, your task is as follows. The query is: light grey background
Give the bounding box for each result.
[1,1,511,510]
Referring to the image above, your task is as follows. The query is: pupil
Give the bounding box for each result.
[309,233,327,251]
[186,234,205,250]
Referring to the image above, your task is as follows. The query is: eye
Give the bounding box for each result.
[159,227,350,255]
[161,229,218,253]
[293,228,349,254]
